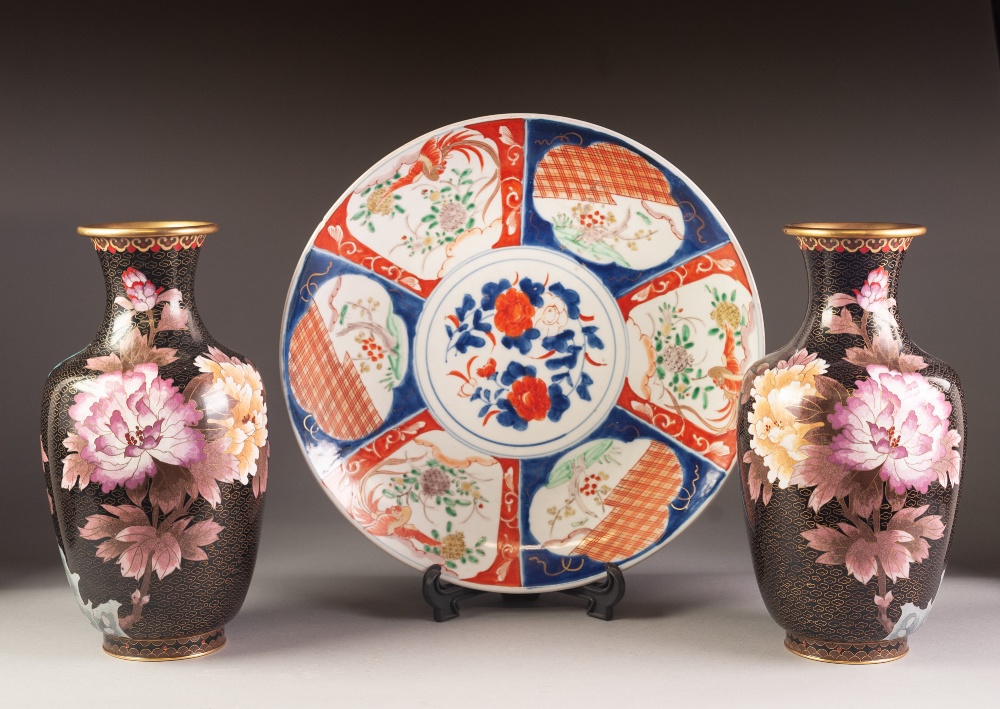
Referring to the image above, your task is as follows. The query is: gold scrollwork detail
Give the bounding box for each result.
[795,236,911,253]
[90,234,207,252]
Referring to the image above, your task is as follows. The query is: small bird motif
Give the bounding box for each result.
[365,130,500,216]
[352,488,437,548]
[706,302,755,429]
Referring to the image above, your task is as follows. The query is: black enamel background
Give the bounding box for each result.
[40,244,266,639]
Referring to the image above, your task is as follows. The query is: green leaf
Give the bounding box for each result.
[446,521,453,533]
[708,327,719,336]
[545,439,614,488]
[431,529,439,540]
[446,507,457,517]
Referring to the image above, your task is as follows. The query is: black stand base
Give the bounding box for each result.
[422,562,626,622]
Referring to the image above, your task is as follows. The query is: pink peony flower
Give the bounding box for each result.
[113,268,183,315]
[829,365,957,494]
[853,267,895,312]
[118,267,163,312]
[68,363,206,492]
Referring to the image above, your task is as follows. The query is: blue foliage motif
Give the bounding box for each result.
[443,274,605,432]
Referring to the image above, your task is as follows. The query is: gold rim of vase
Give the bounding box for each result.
[782,222,926,239]
[77,221,219,238]
[102,627,226,661]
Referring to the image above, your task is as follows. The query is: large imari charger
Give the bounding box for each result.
[281,115,764,591]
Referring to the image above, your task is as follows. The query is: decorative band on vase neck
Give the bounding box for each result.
[784,222,924,253]
[794,236,912,253]
[88,234,207,253]
[78,221,217,253]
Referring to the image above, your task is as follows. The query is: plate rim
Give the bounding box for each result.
[279,113,765,592]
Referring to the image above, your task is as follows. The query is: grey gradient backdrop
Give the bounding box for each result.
[2,0,998,583]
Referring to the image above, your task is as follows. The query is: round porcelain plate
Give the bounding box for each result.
[281,114,764,592]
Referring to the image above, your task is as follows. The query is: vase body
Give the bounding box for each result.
[737,223,965,663]
[40,222,269,660]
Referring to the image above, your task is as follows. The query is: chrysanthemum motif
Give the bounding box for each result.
[660,343,694,373]
[420,466,450,497]
[747,350,828,488]
[194,348,268,486]
[712,300,741,330]
[366,187,393,215]
[438,201,466,232]
[441,531,466,561]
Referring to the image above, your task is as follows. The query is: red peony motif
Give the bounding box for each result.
[508,376,550,422]
[475,358,497,378]
[494,288,535,338]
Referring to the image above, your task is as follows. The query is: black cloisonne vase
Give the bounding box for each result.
[40,222,269,660]
[738,223,965,664]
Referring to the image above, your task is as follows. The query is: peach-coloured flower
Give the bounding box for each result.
[66,363,205,492]
[747,350,828,488]
[533,292,569,337]
[195,348,268,485]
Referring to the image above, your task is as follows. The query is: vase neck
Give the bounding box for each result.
[93,241,208,348]
[795,238,911,346]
